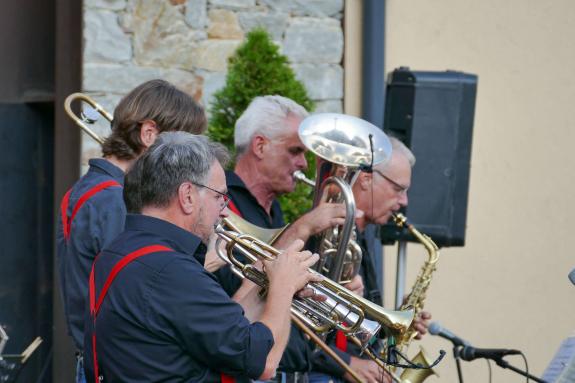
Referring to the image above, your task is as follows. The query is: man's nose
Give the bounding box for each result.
[399,192,408,207]
[296,153,308,170]
[220,207,230,218]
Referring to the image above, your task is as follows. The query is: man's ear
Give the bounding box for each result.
[251,135,267,160]
[358,172,372,191]
[140,120,159,149]
[178,182,195,214]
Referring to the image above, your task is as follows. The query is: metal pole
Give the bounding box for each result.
[395,241,407,309]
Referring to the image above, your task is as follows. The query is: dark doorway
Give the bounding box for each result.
[0,0,63,382]
[0,103,54,382]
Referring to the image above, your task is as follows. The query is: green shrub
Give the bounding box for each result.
[208,28,316,223]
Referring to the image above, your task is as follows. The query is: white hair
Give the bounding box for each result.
[234,95,309,156]
[377,136,416,170]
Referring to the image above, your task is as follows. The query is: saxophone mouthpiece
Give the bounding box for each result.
[392,212,407,226]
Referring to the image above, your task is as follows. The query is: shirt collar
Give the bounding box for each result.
[89,158,125,183]
[124,214,203,256]
[225,170,247,189]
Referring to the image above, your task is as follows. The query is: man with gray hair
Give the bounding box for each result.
[218,95,360,383]
[311,137,431,383]
[230,95,348,254]
[83,132,322,383]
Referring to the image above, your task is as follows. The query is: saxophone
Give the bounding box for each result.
[391,212,440,383]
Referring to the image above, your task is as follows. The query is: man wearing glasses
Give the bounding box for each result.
[84,132,322,382]
[311,137,431,383]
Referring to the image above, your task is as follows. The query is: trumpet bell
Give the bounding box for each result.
[224,212,287,245]
[298,113,392,168]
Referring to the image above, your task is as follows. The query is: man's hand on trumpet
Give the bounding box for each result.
[264,239,323,297]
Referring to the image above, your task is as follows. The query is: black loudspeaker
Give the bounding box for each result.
[380,67,478,247]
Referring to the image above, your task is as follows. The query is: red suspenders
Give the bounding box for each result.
[227,199,241,217]
[61,180,122,240]
[88,245,173,383]
[88,243,237,383]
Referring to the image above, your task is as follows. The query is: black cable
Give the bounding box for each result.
[519,351,529,383]
[374,345,446,369]
[359,134,375,230]
[486,359,492,383]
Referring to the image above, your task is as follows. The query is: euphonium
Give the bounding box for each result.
[64,92,112,145]
[215,217,415,347]
[298,113,392,283]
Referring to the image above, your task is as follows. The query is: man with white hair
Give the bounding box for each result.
[229,95,347,248]
[218,95,357,383]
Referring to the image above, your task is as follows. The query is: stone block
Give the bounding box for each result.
[208,9,244,39]
[83,63,203,100]
[84,63,161,93]
[160,68,204,101]
[209,0,255,10]
[84,92,123,117]
[191,39,241,71]
[81,135,103,173]
[291,63,343,100]
[129,0,204,69]
[185,0,208,29]
[260,0,343,17]
[85,0,127,10]
[84,9,132,63]
[312,99,343,114]
[196,70,227,110]
[238,11,288,40]
[283,17,343,63]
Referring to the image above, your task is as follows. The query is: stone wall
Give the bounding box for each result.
[81,0,344,170]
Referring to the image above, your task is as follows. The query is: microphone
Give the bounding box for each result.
[460,346,521,361]
[428,322,470,347]
[569,268,575,285]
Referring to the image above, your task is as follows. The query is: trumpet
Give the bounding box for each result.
[64,93,112,145]
[215,217,415,345]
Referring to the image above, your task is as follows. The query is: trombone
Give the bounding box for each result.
[64,93,112,145]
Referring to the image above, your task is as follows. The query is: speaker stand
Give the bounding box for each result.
[395,241,407,309]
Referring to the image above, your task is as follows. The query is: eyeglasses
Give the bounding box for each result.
[373,169,409,195]
[191,182,230,210]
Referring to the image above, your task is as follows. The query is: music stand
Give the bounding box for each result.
[0,335,43,383]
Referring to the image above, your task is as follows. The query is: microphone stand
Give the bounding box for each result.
[453,346,464,383]
[493,357,548,383]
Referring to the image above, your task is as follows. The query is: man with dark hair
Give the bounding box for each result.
[56,79,206,382]
[84,132,321,382]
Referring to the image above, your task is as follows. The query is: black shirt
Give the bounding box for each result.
[84,214,274,382]
[221,171,312,373]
